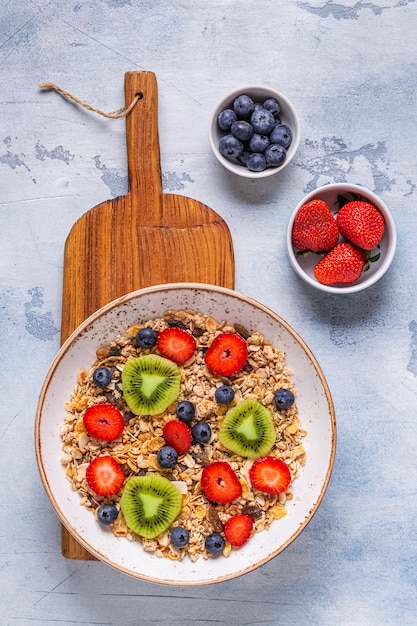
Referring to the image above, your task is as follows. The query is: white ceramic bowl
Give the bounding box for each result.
[209,85,300,178]
[287,183,397,294]
[35,283,336,585]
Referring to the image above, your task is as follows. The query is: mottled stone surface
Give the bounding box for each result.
[1,1,416,624]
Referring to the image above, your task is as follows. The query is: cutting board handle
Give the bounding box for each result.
[124,71,164,222]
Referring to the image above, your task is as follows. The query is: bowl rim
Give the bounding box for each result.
[209,84,301,179]
[35,282,336,585]
[286,183,397,294]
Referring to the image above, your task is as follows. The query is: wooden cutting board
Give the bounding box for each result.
[60,71,234,559]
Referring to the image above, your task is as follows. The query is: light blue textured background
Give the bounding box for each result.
[1,1,416,625]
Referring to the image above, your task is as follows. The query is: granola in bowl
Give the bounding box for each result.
[60,308,307,562]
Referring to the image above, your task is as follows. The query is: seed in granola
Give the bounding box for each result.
[167,319,188,330]
[108,344,122,357]
[241,504,264,521]
[233,323,251,340]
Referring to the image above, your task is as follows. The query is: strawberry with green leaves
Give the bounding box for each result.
[314,242,365,286]
[292,199,339,253]
[336,200,384,250]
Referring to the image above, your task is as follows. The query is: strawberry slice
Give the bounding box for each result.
[224,514,254,547]
[201,461,242,503]
[83,403,124,442]
[163,420,192,455]
[157,327,196,364]
[204,332,248,377]
[85,456,125,496]
[249,456,291,494]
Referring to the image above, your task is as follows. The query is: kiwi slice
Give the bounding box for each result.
[120,475,183,539]
[122,354,181,415]
[218,399,276,458]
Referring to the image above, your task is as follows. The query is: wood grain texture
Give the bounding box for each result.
[60,71,235,560]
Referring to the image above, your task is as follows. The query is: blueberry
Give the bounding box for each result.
[176,400,196,423]
[231,120,254,142]
[237,150,251,166]
[233,94,254,119]
[274,388,295,410]
[170,526,190,548]
[157,445,178,468]
[215,385,235,404]
[136,327,158,348]
[205,532,225,556]
[249,133,270,154]
[97,503,119,525]
[217,108,237,131]
[218,134,244,159]
[263,97,281,116]
[246,152,267,172]
[250,107,275,134]
[265,144,286,167]
[191,421,212,444]
[92,367,112,387]
[270,124,292,149]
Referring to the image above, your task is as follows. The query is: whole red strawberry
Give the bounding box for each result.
[314,242,365,286]
[292,199,339,252]
[163,420,192,454]
[224,514,254,547]
[86,456,125,496]
[204,332,248,377]
[83,403,125,442]
[201,461,242,503]
[336,200,384,250]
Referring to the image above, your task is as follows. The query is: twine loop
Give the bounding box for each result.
[39,82,141,118]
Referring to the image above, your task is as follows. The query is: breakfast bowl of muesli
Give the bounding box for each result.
[35,283,336,586]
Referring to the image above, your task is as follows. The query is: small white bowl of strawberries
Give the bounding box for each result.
[287,183,397,294]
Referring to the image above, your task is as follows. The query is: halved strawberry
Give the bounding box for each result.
[224,514,254,547]
[83,403,124,442]
[157,327,196,364]
[163,420,192,455]
[201,461,242,503]
[204,332,248,377]
[249,456,291,494]
[85,456,125,496]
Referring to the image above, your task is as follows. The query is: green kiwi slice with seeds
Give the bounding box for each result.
[122,354,181,415]
[120,475,183,539]
[218,399,276,458]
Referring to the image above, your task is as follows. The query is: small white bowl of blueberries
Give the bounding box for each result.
[209,85,300,178]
